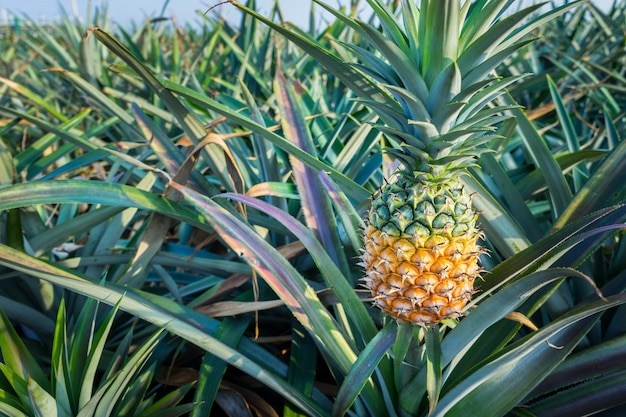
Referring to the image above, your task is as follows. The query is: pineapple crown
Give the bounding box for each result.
[322,0,582,174]
[232,0,583,178]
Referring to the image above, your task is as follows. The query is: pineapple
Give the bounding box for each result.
[352,0,540,326]
[362,173,483,325]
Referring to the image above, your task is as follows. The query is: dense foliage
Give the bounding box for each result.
[0,1,625,416]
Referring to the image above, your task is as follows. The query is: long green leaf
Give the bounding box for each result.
[0,180,204,227]
[546,75,586,193]
[13,108,91,175]
[462,174,530,258]
[0,76,68,122]
[553,113,626,230]
[527,369,626,416]
[230,1,399,116]
[433,294,626,417]
[191,317,249,417]
[78,301,121,410]
[28,377,58,417]
[425,326,443,415]
[0,244,331,417]
[284,322,318,417]
[0,399,28,417]
[0,309,49,391]
[49,300,72,417]
[502,93,572,220]
[160,78,369,203]
[93,331,164,417]
[421,0,460,86]
[333,322,398,417]
[169,183,388,415]
[527,331,626,400]
[89,28,232,192]
[398,268,592,414]
[0,295,55,334]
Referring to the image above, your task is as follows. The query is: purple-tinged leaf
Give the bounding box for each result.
[480,204,626,293]
[333,322,398,417]
[399,268,602,414]
[169,182,357,367]
[274,69,348,272]
[218,192,377,344]
[433,293,626,417]
[171,183,387,415]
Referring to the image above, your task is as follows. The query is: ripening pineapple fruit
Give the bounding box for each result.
[348,0,543,326]
[362,173,483,326]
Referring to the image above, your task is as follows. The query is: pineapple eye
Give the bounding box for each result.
[393,239,416,260]
[373,297,389,310]
[397,262,422,281]
[451,280,474,299]
[433,213,454,228]
[404,222,430,240]
[415,200,435,216]
[422,295,449,310]
[440,299,467,318]
[452,223,469,236]
[431,258,454,275]
[434,195,455,215]
[454,202,470,217]
[375,205,390,221]
[387,274,406,289]
[364,241,378,257]
[448,262,468,278]
[433,194,448,207]
[395,204,414,221]
[434,279,456,295]
[443,241,464,257]
[379,247,400,268]
[365,227,385,246]
[410,250,434,269]
[391,297,413,313]
[388,191,408,212]
[413,272,439,288]
[374,282,394,296]
[382,223,401,237]
[403,287,428,301]
[425,235,450,250]
[408,310,438,326]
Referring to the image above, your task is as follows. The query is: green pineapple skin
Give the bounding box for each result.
[370,172,478,243]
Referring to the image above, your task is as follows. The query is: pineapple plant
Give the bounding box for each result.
[6,1,626,416]
[350,0,540,326]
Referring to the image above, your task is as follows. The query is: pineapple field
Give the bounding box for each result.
[1,0,626,416]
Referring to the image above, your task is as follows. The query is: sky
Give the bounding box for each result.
[0,0,617,28]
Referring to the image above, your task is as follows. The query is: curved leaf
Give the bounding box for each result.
[398,268,593,414]
[333,322,398,417]
[0,244,332,417]
[433,293,626,417]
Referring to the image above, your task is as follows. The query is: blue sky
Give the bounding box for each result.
[0,0,616,28]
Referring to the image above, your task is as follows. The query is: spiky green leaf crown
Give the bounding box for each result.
[232,0,583,179]
[324,0,579,178]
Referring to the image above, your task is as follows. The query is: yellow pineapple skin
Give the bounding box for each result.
[361,173,483,326]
